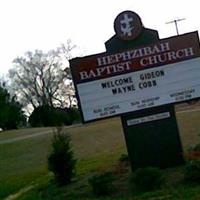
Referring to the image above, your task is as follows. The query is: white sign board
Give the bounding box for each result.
[70,32,200,122]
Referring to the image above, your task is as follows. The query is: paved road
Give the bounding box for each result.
[0,124,83,145]
[0,130,53,145]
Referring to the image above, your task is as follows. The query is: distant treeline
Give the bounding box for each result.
[29,105,81,127]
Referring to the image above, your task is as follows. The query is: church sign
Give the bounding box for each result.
[70,31,200,122]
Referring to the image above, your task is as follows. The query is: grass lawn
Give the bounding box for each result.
[0,107,200,199]
[0,118,126,199]
[0,134,52,199]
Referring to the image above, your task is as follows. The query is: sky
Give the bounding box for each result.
[0,0,200,75]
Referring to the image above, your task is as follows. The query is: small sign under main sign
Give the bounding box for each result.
[127,112,170,126]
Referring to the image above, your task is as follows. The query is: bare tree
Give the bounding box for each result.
[9,42,76,112]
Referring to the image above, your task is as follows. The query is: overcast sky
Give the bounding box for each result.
[0,0,199,75]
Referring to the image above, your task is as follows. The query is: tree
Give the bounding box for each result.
[48,127,76,185]
[9,41,76,113]
[0,82,26,130]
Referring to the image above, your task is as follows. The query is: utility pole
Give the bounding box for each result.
[166,18,186,35]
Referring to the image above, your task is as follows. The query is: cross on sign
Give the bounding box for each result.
[114,10,143,41]
[120,13,134,36]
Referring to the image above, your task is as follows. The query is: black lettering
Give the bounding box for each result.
[112,88,117,95]
[101,82,107,89]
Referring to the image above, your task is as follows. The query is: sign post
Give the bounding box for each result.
[70,11,200,170]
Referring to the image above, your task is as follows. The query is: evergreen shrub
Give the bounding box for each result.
[48,127,76,185]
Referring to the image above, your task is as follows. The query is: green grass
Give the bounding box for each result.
[0,108,200,199]
[0,134,52,199]
[0,118,126,199]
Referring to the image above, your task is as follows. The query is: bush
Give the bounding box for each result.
[88,172,115,196]
[131,167,164,191]
[29,106,80,127]
[29,105,59,127]
[48,127,76,185]
[184,160,200,183]
[186,143,200,161]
